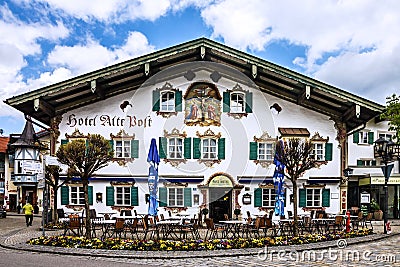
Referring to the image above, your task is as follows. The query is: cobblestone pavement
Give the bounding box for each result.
[1,214,400,266]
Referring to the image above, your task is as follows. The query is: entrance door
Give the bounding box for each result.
[209,188,232,223]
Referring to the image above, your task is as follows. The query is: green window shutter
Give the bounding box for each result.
[88,186,93,205]
[254,188,262,207]
[184,188,192,207]
[61,186,69,205]
[322,189,330,207]
[357,160,363,166]
[152,90,160,111]
[131,187,138,206]
[249,142,258,160]
[184,138,192,159]
[61,139,69,145]
[159,187,167,207]
[193,138,201,159]
[245,91,253,113]
[368,132,374,144]
[218,138,225,160]
[353,132,359,143]
[106,186,115,206]
[223,91,230,112]
[159,137,167,159]
[175,90,182,112]
[109,140,114,154]
[325,143,333,161]
[131,140,139,158]
[299,189,306,207]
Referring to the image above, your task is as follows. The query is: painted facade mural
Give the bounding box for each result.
[184,82,222,126]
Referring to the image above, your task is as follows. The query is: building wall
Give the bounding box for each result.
[56,65,342,219]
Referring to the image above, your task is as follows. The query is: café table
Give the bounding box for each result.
[312,218,335,233]
[156,219,182,239]
[219,220,245,238]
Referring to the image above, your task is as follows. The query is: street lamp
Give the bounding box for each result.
[374,137,400,234]
[341,167,354,184]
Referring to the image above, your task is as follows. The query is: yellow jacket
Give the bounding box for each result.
[23,203,34,215]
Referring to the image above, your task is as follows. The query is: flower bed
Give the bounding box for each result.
[27,229,373,251]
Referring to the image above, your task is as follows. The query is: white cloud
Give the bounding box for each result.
[47,31,154,76]
[200,0,400,103]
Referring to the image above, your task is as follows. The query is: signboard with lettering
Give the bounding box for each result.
[209,175,233,187]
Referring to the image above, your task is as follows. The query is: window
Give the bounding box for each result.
[115,140,131,158]
[379,133,393,141]
[353,131,374,145]
[202,138,217,159]
[258,142,274,161]
[160,91,175,112]
[311,143,325,161]
[357,159,376,167]
[168,188,184,207]
[230,92,245,113]
[70,186,85,205]
[115,186,131,206]
[168,138,183,159]
[262,188,276,207]
[306,188,321,207]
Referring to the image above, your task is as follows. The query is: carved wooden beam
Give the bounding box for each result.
[33,98,55,117]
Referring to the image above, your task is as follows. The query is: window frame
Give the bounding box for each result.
[201,138,218,160]
[70,186,85,205]
[114,139,131,159]
[230,92,245,113]
[311,142,325,161]
[115,186,131,206]
[257,142,274,161]
[378,132,393,141]
[262,188,276,208]
[306,188,321,207]
[168,187,184,207]
[168,137,184,159]
[160,90,175,112]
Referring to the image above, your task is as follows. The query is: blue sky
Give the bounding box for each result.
[1,0,399,136]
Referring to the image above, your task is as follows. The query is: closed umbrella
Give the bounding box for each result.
[273,141,285,217]
[147,138,160,216]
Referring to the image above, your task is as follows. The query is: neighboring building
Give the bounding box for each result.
[5,38,388,220]
[0,136,9,208]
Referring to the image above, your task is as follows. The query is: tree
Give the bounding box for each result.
[45,165,72,222]
[56,134,113,238]
[381,94,400,143]
[275,138,321,236]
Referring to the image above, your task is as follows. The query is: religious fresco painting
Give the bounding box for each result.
[184,82,222,126]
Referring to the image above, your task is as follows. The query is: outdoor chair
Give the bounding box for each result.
[351,211,364,230]
[204,218,226,240]
[263,217,277,236]
[142,215,159,240]
[90,216,105,237]
[364,213,374,230]
[326,216,343,233]
[124,218,139,239]
[63,215,82,236]
[300,216,314,234]
[104,218,125,238]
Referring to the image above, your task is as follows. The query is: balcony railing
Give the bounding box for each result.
[11,173,38,183]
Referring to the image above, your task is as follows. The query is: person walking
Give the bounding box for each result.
[22,202,34,227]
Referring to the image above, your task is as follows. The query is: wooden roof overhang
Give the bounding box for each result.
[5,38,384,132]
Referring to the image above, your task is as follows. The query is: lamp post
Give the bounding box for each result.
[374,137,400,234]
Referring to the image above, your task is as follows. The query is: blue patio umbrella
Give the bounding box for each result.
[273,141,285,217]
[147,138,160,216]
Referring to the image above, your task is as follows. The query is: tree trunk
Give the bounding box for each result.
[292,180,299,236]
[83,181,91,238]
[52,186,58,222]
